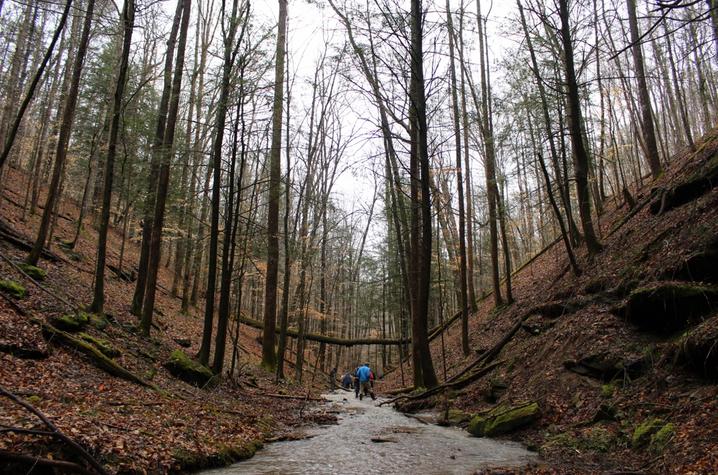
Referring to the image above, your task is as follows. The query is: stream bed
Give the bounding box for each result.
[204,391,536,474]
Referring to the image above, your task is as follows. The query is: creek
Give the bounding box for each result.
[203,391,535,474]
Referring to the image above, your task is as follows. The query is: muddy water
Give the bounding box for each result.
[204,391,535,474]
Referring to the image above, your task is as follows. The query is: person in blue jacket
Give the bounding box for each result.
[356,363,376,400]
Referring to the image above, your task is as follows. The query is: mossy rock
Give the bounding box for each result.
[447,409,472,424]
[50,312,89,332]
[468,401,540,437]
[88,313,110,330]
[649,422,675,453]
[164,350,214,387]
[601,384,615,399]
[18,263,47,281]
[79,332,120,358]
[621,283,718,334]
[544,427,614,453]
[0,279,26,298]
[632,417,665,448]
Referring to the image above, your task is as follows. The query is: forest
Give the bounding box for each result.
[0,0,717,472]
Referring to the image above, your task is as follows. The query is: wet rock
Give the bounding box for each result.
[468,401,540,437]
[164,349,214,387]
[371,437,398,443]
[619,283,718,333]
[447,409,472,425]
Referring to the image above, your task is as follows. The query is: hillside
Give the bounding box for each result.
[0,167,326,474]
[384,128,718,473]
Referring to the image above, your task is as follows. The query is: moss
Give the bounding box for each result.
[172,439,263,471]
[632,418,664,448]
[18,263,47,281]
[88,313,109,330]
[601,384,615,399]
[51,313,89,332]
[164,350,214,387]
[543,427,614,453]
[649,423,675,453]
[26,395,41,405]
[447,409,472,424]
[0,279,26,298]
[79,332,120,358]
[468,402,540,437]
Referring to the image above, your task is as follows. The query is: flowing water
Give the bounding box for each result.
[204,391,536,475]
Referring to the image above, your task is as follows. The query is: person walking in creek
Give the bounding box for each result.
[352,369,360,398]
[341,372,353,389]
[356,362,376,400]
[329,367,337,390]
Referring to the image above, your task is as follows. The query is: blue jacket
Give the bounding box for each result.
[357,365,371,383]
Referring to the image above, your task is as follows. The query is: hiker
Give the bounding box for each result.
[356,363,376,400]
[352,369,360,398]
[329,367,337,390]
[341,372,353,389]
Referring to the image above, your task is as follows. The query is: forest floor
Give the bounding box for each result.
[383,127,718,474]
[0,166,332,474]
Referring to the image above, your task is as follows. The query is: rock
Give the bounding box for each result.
[564,352,647,381]
[468,401,540,437]
[18,263,47,281]
[649,153,718,215]
[89,313,110,330]
[663,248,718,284]
[0,279,26,298]
[174,337,192,348]
[649,422,675,453]
[620,283,718,333]
[164,349,214,387]
[371,437,398,443]
[486,378,508,403]
[50,312,89,332]
[632,417,665,448]
[447,409,472,425]
[678,314,718,378]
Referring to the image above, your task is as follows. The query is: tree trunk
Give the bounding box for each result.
[558,0,602,257]
[89,0,134,314]
[261,0,287,371]
[139,0,190,336]
[27,0,95,266]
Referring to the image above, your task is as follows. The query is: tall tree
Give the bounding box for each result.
[139,0,191,336]
[89,0,135,314]
[408,0,438,389]
[627,0,662,179]
[261,0,288,370]
[445,0,470,356]
[28,0,96,266]
[557,0,602,256]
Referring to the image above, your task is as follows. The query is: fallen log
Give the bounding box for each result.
[41,321,159,390]
[0,220,61,262]
[256,392,325,402]
[238,315,409,346]
[0,386,110,475]
[0,450,95,475]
